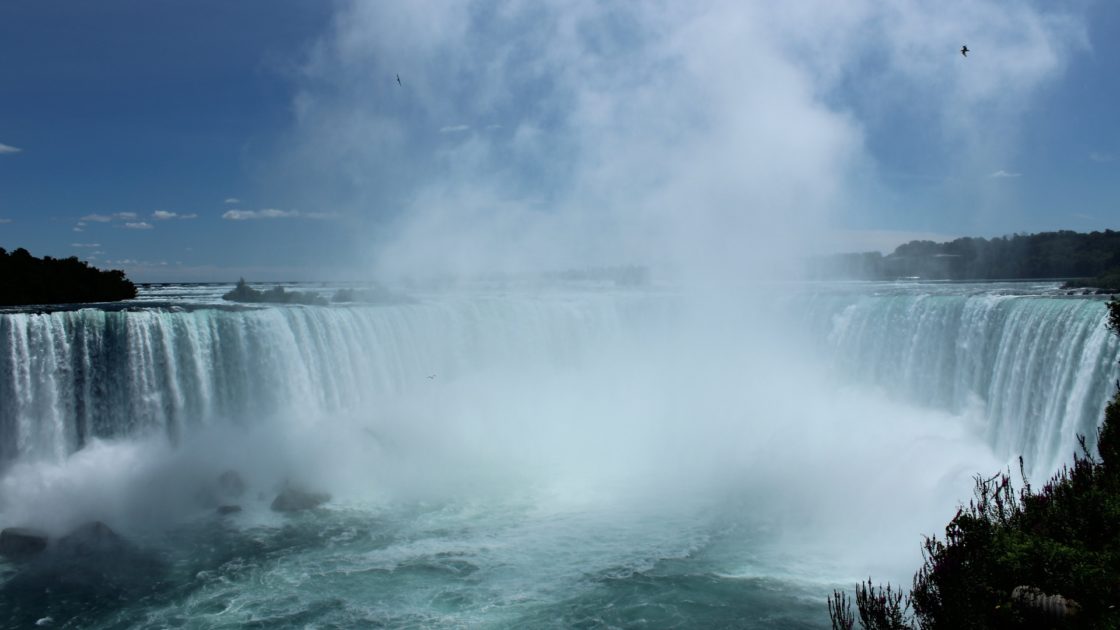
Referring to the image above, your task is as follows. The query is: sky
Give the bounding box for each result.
[0,0,1117,282]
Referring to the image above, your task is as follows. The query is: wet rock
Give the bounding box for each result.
[0,521,166,627]
[0,527,48,560]
[216,504,242,515]
[196,469,248,508]
[271,484,331,512]
[56,521,126,557]
[217,469,246,499]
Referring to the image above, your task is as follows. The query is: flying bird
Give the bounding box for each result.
[426,374,436,379]
[396,74,402,86]
[961,45,969,57]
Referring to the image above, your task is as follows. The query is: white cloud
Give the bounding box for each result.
[123,222,154,230]
[81,212,139,223]
[72,227,83,232]
[988,170,1022,178]
[439,124,470,133]
[0,218,11,224]
[222,208,297,220]
[70,243,101,248]
[1090,152,1115,163]
[0,143,21,154]
[152,210,198,220]
[221,208,333,220]
[224,198,241,204]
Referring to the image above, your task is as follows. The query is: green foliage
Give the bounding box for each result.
[831,297,1120,628]
[0,247,136,306]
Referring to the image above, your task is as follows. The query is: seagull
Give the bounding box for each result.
[961,45,969,57]
[396,74,402,86]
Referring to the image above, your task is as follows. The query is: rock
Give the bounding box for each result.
[196,469,248,508]
[271,484,331,512]
[56,521,126,557]
[217,469,246,499]
[0,527,48,560]
[216,504,242,515]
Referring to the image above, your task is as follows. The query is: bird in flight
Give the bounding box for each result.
[426,374,436,379]
[396,74,402,86]
[961,45,969,57]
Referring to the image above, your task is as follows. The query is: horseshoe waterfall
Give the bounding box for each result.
[0,282,1117,628]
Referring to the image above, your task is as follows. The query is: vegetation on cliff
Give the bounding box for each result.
[829,297,1120,629]
[0,247,136,306]
[810,230,1120,287]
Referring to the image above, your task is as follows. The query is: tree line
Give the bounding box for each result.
[0,247,137,306]
[809,230,1120,287]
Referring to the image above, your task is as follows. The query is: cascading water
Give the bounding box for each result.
[0,282,1116,628]
[791,283,1120,476]
[0,292,661,465]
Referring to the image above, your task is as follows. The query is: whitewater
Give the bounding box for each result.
[0,281,1117,628]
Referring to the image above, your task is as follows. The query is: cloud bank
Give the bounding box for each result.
[221,208,336,221]
[152,210,198,220]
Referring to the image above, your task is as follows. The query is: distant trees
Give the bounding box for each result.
[0,247,136,306]
[808,230,1120,286]
[828,297,1120,629]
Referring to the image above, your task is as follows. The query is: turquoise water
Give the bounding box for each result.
[0,282,1115,628]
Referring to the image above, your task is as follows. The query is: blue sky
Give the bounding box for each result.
[0,1,1117,281]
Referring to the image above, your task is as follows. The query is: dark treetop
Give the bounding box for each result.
[809,230,1120,289]
[0,247,136,306]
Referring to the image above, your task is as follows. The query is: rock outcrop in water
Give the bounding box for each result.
[222,278,327,305]
[271,483,331,512]
[0,527,48,560]
[0,521,166,628]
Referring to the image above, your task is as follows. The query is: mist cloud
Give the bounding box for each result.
[279,1,1087,282]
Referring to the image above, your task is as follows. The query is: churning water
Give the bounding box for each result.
[0,281,1116,628]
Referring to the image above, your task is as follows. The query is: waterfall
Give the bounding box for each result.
[2,287,1117,479]
[795,288,1120,475]
[0,294,648,464]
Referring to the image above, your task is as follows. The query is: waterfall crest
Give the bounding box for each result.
[797,290,1120,474]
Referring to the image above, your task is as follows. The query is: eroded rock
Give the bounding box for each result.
[0,527,48,560]
[271,484,331,512]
